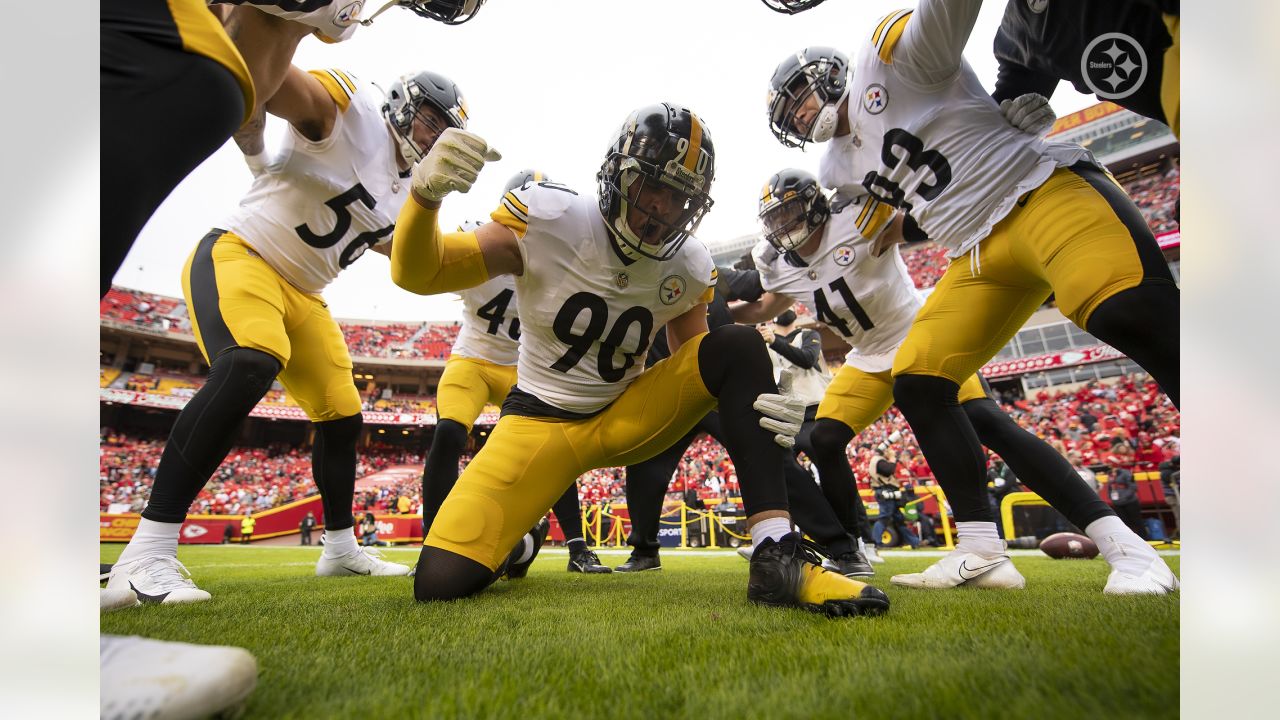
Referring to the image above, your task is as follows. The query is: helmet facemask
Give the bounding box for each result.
[758,169,829,253]
[383,73,468,166]
[767,54,850,148]
[759,0,830,14]
[602,156,713,261]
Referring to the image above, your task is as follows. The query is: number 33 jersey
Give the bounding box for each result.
[489,183,715,414]
[753,197,919,373]
[818,6,1089,257]
[222,69,407,294]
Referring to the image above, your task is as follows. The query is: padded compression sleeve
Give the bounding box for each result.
[390,198,491,295]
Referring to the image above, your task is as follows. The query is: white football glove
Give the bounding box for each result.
[1000,93,1056,136]
[411,128,502,202]
[752,369,806,449]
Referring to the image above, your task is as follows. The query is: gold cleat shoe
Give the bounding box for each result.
[747,533,890,617]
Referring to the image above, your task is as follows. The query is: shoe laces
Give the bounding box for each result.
[778,535,830,567]
[134,555,197,589]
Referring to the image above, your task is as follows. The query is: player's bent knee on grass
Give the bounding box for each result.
[414,545,499,601]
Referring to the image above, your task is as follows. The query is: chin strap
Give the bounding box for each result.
[361,0,400,26]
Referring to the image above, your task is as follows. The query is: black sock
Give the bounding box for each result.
[142,348,279,523]
[893,374,993,523]
[552,482,585,544]
[567,538,587,553]
[421,419,469,535]
[313,413,362,531]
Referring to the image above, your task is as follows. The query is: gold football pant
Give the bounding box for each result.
[816,365,986,433]
[893,163,1173,385]
[425,333,717,570]
[436,355,518,431]
[182,230,361,421]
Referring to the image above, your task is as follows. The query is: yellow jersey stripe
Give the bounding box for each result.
[877,11,913,64]
[684,114,704,173]
[871,10,901,47]
[490,202,529,239]
[503,190,530,216]
[307,70,352,111]
[856,198,874,228]
[332,69,358,94]
[697,285,715,305]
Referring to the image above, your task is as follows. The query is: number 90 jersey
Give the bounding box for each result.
[222,69,408,294]
[489,182,715,414]
[818,8,1089,257]
[753,196,920,374]
[451,219,520,366]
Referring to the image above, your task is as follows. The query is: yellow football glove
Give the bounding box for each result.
[411,128,502,202]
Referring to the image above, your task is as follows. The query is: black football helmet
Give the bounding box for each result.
[598,103,715,261]
[767,47,851,148]
[382,70,468,165]
[760,0,829,14]
[758,169,830,253]
[503,169,552,195]
[362,1,487,25]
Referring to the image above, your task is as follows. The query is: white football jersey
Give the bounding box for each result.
[222,1,363,43]
[223,69,408,294]
[491,183,716,414]
[754,196,920,373]
[452,274,521,366]
[818,3,1090,257]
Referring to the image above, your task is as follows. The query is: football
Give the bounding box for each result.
[1039,532,1100,560]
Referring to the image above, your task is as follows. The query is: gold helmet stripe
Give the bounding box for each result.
[684,113,704,173]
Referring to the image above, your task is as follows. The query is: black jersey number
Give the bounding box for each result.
[812,275,874,337]
[549,292,653,383]
[475,288,521,340]
[296,183,393,267]
[861,128,952,211]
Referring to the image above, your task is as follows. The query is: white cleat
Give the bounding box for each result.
[859,538,886,564]
[101,635,258,720]
[107,555,211,604]
[100,587,140,612]
[890,549,1026,590]
[736,546,753,561]
[1104,556,1180,595]
[315,547,412,577]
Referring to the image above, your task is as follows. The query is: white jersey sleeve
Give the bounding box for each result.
[499,184,714,414]
[222,69,410,293]
[886,1,983,89]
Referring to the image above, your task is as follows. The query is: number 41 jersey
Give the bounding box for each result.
[222,69,408,294]
[489,183,715,414]
[753,196,919,373]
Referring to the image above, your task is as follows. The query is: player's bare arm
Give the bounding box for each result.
[730,292,796,325]
[264,66,339,142]
[665,303,711,354]
[223,5,313,121]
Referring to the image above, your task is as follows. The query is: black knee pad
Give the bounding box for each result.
[432,419,470,456]
[809,418,855,461]
[316,411,363,445]
[413,545,498,602]
[893,374,960,412]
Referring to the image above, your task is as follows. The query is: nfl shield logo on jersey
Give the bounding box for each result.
[863,84,888,115]
[834,246,856,266]
[659,275,687,305]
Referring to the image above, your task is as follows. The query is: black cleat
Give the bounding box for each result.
[747,533,890,618]
[567,548,613,574]
[614,553,662,572]
[504,516,551,580]
[824,549,875,578]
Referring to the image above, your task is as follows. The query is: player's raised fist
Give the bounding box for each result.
[412,128,502,203]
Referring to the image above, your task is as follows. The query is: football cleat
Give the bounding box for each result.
[315,547,412,577]
[736,545,753,561]
[101,635,257,720]
[504,516,551,580]
[822,549,875,578]
[1104,556,1180,595]
[614,554,662,572]
[859,538,886,564]
[890,549,1026,590]
[747,533,890,617]
[106,555,211,604]
[100,587,139,612]
[568,548,613,574]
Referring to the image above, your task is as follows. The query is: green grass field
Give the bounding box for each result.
[100,545,1178,719]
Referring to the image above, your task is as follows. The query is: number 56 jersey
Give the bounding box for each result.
[488,183,715,414]
[222,69,408,294]
[753,196,919,374]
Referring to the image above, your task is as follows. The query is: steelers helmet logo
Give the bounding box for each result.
[659,275,687,305]
[1081,32,1148,100]
[834,245,855,266]
[335,0,364,26]
[862,84,889,115]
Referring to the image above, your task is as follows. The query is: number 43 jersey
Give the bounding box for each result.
[818,6,1089,257]
[488,183,715,414]
[753,197,919,373]
[222,69,407,294]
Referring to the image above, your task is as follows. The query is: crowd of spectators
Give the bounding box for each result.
[100,288,188,334]
[1121,163,1180,235]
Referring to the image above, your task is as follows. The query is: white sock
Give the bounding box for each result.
[751,517,793,548]
[116,518,181,565]
[512,534,535,564]
[321,527,357,558]
[1086,515,1156,576]
[955,521,1005,557]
